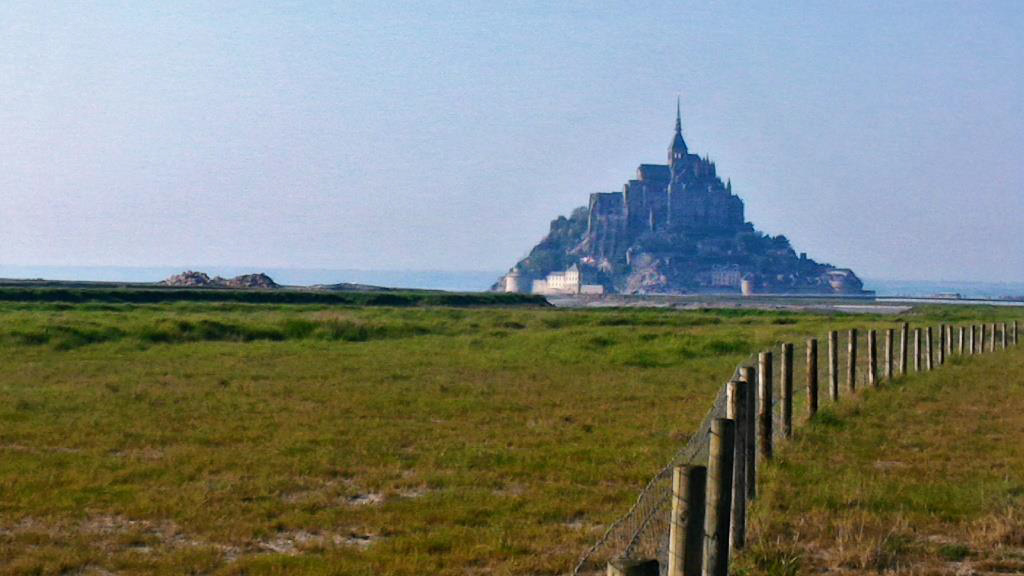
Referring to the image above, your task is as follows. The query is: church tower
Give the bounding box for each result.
[667,98,689,228]
[668,97,688,172]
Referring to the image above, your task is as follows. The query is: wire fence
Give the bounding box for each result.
[572,320,1017,576]
[571,356,751,575]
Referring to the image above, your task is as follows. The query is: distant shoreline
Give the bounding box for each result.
[0,266,1022,300]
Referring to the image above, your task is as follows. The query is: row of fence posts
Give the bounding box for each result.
[606,320,1019,576]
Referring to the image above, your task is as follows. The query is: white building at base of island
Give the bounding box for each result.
[524,264,604,296]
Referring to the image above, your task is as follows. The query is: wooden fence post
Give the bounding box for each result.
[758,352,773,462]
[981,324,988,354]
[989,324,996,353]
[958,326,965,355]
[829,331,839,402]
[885,328,894,382]
[739,366,756,501]
[703,418,736,576]
[946,324,953,357]
[668,465,706,576]
[925,326,933,372]
[1002,322,1008,350]
[968,325,975,355]
[938,324,945,366]
[914,328,921,372]
[847,329,858,393]
[899,322,909,376]
[807,338,818,419]
[781,343,793,439]
[1013,320,1018,346]
[727,381,748,551]
[868,329,877,387]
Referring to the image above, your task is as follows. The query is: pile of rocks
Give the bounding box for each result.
[161,271,279,289]
[223,273,278,289]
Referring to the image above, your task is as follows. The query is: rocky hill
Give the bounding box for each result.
[497,104,867,297]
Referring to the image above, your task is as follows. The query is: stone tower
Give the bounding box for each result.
[503,267,522,293]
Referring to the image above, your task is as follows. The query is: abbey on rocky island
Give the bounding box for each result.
[498,101,867,296]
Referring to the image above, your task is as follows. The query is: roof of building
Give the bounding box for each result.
[637,164,670,181]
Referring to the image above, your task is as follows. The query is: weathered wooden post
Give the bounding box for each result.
[977,324,984,354]
[1014,320,1018,346]
[828,331,839,402]
[608,558,659,576]
[781,343,793,439]
[938,324,945,366]
[847,329,858,393]
[945,324,953,358]
[913,328,921,372]
[668,465,706,576]
[807,338,818,419]
[925,326,933,372]
[884,328,894,382]
[739,366,756,500]
[989,323,996,353]
[958,326,965,355]
[967,325,975,355]
[981,324,988,354]
[727,381,748,551]
[703,418,735,576]
[1002,322,1008,350]
[899,322,909,376]
[758,352,773,462]
[867,329,877,387]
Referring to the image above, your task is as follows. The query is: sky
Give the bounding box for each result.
[1,1,1022,282]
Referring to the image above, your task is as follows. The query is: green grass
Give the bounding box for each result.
[741,333,1024,575]
[0,300,1018,575]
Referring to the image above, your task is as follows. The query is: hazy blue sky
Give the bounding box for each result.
[2,1,1022,282]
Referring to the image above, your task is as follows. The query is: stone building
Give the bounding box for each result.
[529,264,605,295]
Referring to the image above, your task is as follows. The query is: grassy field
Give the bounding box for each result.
[741,328,1024,575]
[0,300,1018,575]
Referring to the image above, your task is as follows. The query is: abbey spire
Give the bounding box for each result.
[668,97,688,166]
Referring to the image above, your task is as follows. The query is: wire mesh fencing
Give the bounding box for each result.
[571,356,753,575]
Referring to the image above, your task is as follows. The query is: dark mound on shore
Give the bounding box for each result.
[161,271,279,289]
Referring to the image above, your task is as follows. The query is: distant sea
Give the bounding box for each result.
[0,266,504,292]
[1,266,1022,299]
[863,278,1024,300]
